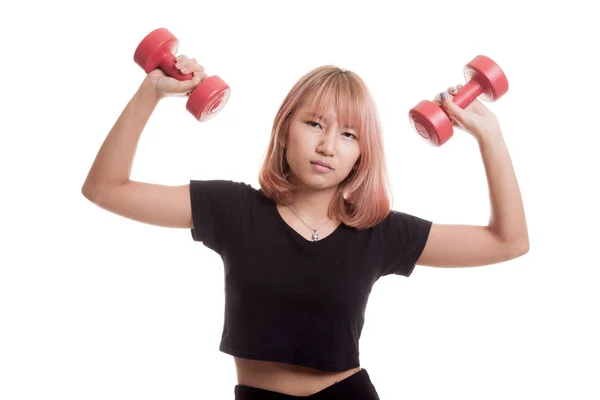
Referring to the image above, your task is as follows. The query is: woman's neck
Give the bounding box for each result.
[286,188,339,224]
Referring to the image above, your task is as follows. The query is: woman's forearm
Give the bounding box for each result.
[82,79,160,197]
[478,132,529,251]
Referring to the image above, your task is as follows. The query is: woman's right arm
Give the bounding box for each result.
[82,58,204,229]
[84,180,193,229]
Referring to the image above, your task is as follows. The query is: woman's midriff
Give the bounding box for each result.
[234,357,362,397]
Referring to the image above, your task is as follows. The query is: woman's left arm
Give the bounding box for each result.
[416,86,529,268]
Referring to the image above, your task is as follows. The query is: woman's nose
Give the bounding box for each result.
[317,132,336,155]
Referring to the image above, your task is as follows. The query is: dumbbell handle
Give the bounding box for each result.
[450,79,483,109]
[156,51,193,81]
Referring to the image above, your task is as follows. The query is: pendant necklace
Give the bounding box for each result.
[287,205,331,241]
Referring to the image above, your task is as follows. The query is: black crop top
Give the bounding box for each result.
[189,179,432,372]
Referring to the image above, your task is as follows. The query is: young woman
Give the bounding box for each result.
[82,55,529,399]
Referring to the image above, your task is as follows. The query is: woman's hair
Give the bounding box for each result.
[258,65,393,230]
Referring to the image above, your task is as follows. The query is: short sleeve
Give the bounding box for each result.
[380,210,433,277]
[189,179,255,253]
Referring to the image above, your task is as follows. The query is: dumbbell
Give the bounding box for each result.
[134,27,230,122]
[408,55,509,146]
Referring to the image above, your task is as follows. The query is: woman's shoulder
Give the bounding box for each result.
[214,179,270,203]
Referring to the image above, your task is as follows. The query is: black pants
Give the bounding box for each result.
[234,368,380,399]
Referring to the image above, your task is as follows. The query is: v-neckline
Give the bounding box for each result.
[271,201,345,245]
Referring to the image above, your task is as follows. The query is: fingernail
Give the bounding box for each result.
[440,92,447,100]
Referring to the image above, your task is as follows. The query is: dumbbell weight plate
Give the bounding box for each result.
[186,76,231,122]
[464,55,509,102]
[134,28,192,81]
[409,100,454,146]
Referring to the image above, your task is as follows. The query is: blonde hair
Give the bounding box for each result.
[258,65,393,230]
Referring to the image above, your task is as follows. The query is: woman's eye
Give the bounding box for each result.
[305,121,356,139]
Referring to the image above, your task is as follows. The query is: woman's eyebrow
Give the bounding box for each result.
[304,111,328,121]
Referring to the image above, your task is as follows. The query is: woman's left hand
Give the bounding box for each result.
[434,84,502,141]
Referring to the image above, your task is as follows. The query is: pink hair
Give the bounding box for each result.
[258,65,393,230]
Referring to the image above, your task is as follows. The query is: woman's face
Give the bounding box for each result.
[285,100,361,192]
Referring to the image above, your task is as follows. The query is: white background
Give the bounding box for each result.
[1,1,598,399]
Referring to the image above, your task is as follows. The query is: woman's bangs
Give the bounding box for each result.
[304,75,364,137]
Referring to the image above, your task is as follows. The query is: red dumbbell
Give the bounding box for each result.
[134,27,230,122]
[408,55,509,146]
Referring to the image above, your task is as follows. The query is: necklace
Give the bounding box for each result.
[287,205,331,241]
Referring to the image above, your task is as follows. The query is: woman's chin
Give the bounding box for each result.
[295,175,339,191]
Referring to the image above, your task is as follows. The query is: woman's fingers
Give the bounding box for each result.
[434,83,462,104]
[174,55,205,75]
[448,83,462,95]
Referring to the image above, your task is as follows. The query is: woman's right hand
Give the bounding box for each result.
[144,55,208,99]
